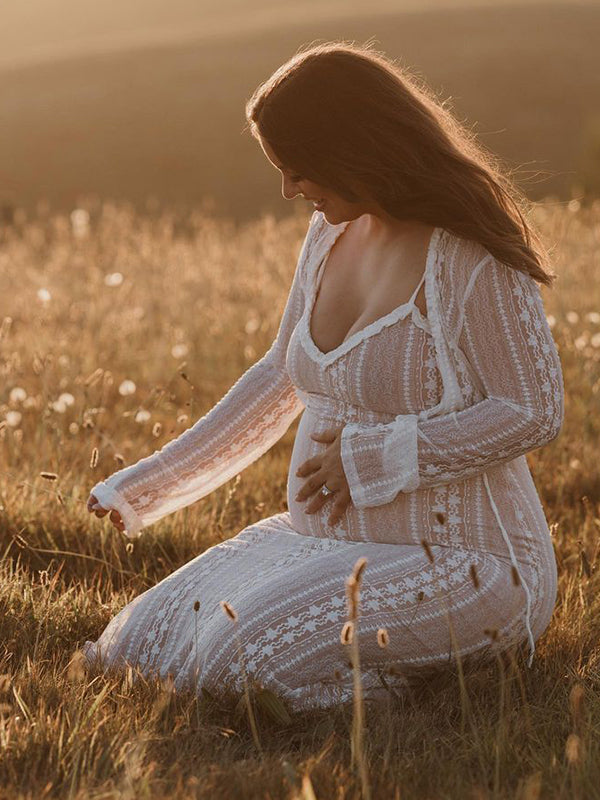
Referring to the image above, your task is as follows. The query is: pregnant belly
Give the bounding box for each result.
[287,407,419,544]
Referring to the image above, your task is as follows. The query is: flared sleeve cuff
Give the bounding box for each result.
[90,481,145,539]
[340,414,420,509]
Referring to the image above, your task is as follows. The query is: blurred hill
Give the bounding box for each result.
[1,1,598,222]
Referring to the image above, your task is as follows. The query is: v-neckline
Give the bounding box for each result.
[303,220,442,365]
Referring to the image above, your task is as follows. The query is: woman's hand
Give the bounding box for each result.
[87,493,126,534]
[294,426,352,527]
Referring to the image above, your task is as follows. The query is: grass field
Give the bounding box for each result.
[0,197,598,797]
[2,1,600,221]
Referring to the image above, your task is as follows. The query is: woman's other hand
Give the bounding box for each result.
[294,426,352,526]
[87,493,126,533]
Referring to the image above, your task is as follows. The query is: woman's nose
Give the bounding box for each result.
[282,177,301,200]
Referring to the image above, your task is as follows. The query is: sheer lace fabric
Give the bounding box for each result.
[83,211,563,711]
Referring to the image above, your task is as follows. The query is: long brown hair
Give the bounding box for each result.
[245,41,557,288]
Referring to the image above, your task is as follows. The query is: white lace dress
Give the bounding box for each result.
[82,211,564,712]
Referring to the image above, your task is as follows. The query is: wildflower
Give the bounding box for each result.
[566,311,579,325]
[591,333,600,348]
[135,409,151,423]
[585,311,600,324]
[37,288,51,303]
[5,411,21,427]
[546,314,556,328]
[58,392,75,407]
[245,317,260,335]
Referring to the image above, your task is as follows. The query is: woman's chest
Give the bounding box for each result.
[286,309,444,417]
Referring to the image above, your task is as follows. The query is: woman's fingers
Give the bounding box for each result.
[110,510,125,531]
[306,485,351,525]
[87,493,124,531]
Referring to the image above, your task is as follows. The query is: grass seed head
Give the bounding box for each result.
[377,628,389,648]
[220,600,238,622]
[40,471,58,481]
[340,620,354,645]
[421,539,435,563]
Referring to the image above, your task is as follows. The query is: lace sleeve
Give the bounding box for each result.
[339,256,565,508]
[90,212,318,537]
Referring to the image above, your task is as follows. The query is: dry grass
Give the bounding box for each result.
[0,197,599,798]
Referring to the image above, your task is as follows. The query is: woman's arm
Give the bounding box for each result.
[339,255,565,508]
[89,212,318,537]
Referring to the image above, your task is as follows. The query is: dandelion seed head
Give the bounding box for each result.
[135,409,151,423]
[50,399,68,413]
[5,411,22,427]
[104,272,123,287]
[71,208,90,238]
[591,333,600,348]
[566,311,579,325]
[585,311,600,324]
[171,343,189,359]
[546,314,556,328]
[9,387,27,404]
[58,392,75,407]
[37,288,51,303]
[119,380,136,396]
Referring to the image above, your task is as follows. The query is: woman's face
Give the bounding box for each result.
[258,135,366,224]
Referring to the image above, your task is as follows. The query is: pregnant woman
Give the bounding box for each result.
[84,42,564,713]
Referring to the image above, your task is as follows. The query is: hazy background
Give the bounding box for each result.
[1,0,599,222]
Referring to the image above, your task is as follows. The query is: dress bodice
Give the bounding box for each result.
[286,279,444,419]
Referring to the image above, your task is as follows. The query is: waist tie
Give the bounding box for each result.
[483,472,535,667]
[294,387,395,425]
